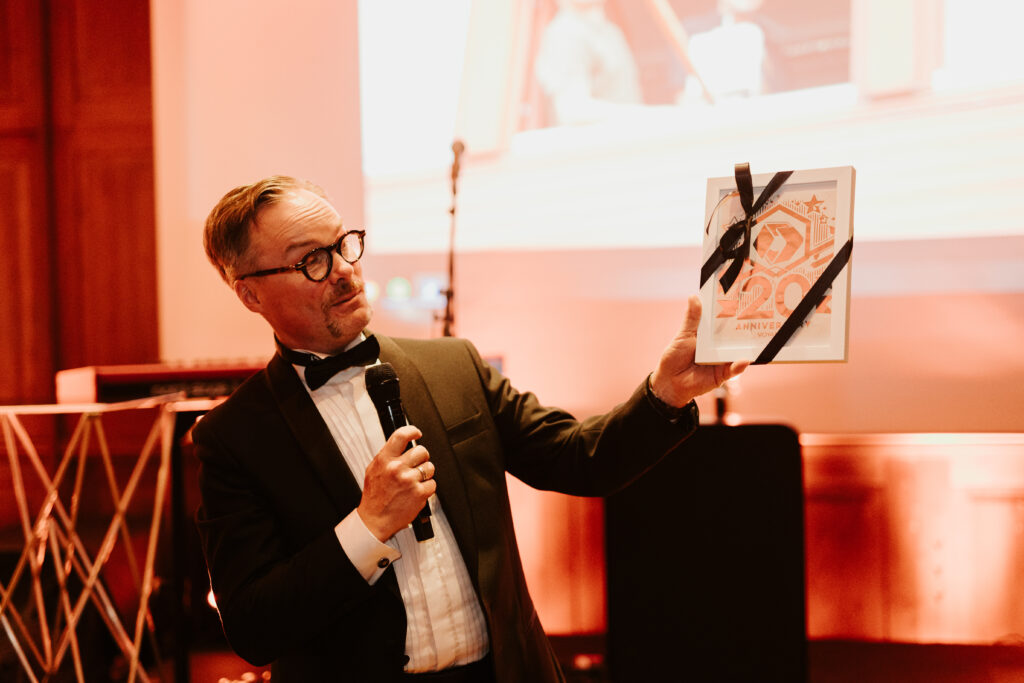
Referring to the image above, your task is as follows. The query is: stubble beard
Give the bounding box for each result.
[323,277,368,339]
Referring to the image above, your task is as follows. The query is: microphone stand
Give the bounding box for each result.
[439,140,464,337]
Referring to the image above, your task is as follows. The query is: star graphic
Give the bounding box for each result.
[803,195,824,212]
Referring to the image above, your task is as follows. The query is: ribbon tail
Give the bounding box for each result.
[719,252,745,294]
[700,246,726,288]
[700,220,743,288]
[753,238,854,365]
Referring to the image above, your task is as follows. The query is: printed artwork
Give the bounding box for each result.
[697,166,855,363]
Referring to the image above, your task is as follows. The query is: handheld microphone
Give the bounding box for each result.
[365,363,434,541]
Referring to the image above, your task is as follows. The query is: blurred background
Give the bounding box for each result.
[2,0,1023,680]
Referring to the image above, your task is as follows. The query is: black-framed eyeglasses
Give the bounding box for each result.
[236,230,366,283]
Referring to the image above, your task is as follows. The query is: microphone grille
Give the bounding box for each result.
[365,362,400,401]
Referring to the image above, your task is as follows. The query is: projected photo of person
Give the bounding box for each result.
[526,0,851,128]
[533,0,645,125]
[679,0,766,103]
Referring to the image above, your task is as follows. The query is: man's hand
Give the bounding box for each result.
[357,425,436,542]
[649,295,748,407]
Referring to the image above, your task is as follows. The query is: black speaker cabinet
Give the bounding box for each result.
[606,424,806,683]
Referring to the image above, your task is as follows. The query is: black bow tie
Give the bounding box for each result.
[276,335,381,389]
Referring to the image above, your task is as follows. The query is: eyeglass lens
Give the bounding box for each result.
[302,232,364,281]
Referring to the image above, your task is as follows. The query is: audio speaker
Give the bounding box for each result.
[606,424,806,682]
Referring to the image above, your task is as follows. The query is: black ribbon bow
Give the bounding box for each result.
[700,163,793,294]
[276,334,381,389]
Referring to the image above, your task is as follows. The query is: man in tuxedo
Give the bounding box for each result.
[195,175,745,681]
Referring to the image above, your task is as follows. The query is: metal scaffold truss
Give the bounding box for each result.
[0,397,178,683]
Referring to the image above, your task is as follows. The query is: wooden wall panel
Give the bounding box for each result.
[2,0,156,394]
[803,435,1024,643]
[0,0,52,405]
[0,138,53,404]
[0,0,55,535]
[969,496,1024,640]
[886,457,958,640]
[805,487,888,638]
[48,0,158,369]
[54,131,157,368]
[48,0,153,128]
[0,0,45,129]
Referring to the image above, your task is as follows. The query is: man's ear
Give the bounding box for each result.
[233,279,262,313]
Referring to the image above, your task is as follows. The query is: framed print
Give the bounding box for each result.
[696,165,855,364]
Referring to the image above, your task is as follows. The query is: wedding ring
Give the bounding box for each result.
[417,465,428,482]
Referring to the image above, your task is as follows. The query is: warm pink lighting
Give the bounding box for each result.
[572,653,604,671]
[505,431,1024,642]
[802,432,1024,643]
[142,0,1024,653]
[506,474,606,635]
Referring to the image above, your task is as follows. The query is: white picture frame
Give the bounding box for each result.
[696,165,855,364]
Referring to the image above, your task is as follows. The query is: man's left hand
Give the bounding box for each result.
[649,295,748,407]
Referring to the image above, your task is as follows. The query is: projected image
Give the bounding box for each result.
[360,0,1024,250]
[526,0,850,128]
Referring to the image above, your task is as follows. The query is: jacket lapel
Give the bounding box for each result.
[265,353,363,516]
[265,351,405,603]
[377,336,479,581]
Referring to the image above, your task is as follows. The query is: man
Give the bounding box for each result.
[195,175,746,681]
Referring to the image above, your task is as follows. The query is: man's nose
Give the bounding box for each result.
[326,253,355,282]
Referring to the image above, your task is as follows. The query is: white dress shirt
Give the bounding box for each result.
[290,342,489,673]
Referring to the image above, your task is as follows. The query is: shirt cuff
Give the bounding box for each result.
[335,510,402,585]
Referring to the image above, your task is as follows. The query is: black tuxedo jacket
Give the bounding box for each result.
[194,334,698,682]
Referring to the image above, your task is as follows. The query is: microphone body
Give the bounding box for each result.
[365,363,434,541]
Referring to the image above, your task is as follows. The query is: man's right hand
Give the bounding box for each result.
[357,425,436,541]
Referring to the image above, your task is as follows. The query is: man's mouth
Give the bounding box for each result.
[329,283,363,308]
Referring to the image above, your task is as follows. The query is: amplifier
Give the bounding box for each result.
[55,362,264,404]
